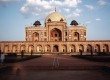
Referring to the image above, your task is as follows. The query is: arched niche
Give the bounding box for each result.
[50,28,62,41]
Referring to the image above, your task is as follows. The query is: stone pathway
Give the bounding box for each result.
[0,55,110,80]
[8,55,110,70]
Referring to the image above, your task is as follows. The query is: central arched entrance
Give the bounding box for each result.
[53,45,59,52]
[50,28,62,41]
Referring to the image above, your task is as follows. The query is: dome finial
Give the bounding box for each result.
[55,7,56,12]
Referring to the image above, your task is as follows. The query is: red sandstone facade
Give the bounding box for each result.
[0,11,110,54]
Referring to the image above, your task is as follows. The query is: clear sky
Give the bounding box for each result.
[0,0,110,41]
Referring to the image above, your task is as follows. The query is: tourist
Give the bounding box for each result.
[53,54,59,67]
[0,52,5,65]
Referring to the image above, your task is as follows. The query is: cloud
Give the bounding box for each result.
[66,8,82,20]
[20,0,82,18]
[64,0,82,7]
[73,8,82,17]
[96,18,101,21]
[85,5,94,10]
[85,21,91,24]
[98,0,106,6]
[63,8,70,12]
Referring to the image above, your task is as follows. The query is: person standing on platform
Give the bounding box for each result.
[53,53,59,67]
[0,52,5,65]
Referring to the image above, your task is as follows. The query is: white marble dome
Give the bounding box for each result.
[45,12,67,23]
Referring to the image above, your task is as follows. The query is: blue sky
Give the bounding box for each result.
[0,0,110,41]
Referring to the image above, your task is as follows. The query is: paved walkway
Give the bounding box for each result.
[8,55,110,70]
[1,55,110,80]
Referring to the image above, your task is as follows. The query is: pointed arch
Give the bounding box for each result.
[36,45,42,52]
[87,44,93,52]
[70,44,76,52]
[32,32,39,41]
[28,45,34,53]
[53,45,59,52]
[50,28,62,41]
[103,44,109,52]
[12,45,17,53]
[62,44,67,52]
[79,44,84,52]
[74,32,80,41]
[20,45,26,52]
[45,45,51,52]
[4,45,9,53]
[95,44,100,52]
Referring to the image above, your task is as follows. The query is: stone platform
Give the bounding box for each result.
[1,55,110,70]
[0,55,110,80]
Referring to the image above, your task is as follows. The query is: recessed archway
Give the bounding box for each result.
[36,45,42,52]
[79,44,84,52]
[12,45,17,53]
[62,45,67,52]
[74,32,80,41]
[95,44,100,52]
[32,32,39,41]
[45,45,51,52]
[70,44,76,52]
[53,45,59,52]
[20,45,26,52]
[87,44,92,52]
[4,45,9,53]
[28,45,34,53]
[50,28,62,41]
[103,44,109,52]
